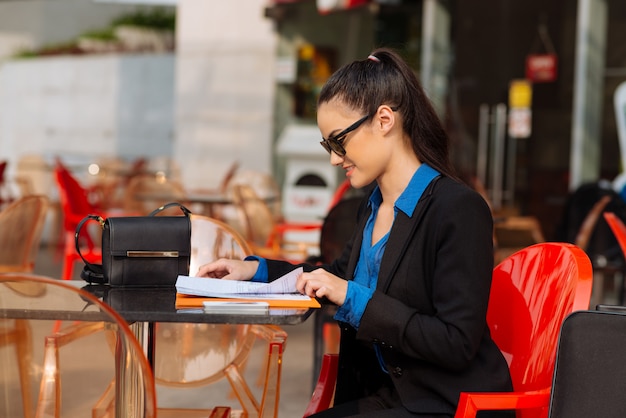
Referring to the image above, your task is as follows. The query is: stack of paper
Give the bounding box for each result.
[176,267,304,298]
[175,267,321,309]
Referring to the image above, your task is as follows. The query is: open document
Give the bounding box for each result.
[175,267,321,308]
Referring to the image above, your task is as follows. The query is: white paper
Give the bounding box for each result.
[176,267,305,299]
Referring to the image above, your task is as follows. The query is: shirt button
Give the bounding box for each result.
[392,367,403,377]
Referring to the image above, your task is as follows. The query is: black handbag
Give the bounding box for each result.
[76,202,191,287]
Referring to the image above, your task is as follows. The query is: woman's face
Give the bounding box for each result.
[317,100,390,189]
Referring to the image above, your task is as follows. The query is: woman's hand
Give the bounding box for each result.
[296,268,348,306]
[196,259,259,281]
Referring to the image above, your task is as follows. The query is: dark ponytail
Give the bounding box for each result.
[318,47,457,179]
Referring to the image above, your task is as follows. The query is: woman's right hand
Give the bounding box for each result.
[196,259,259,281]
[296,268,348,306]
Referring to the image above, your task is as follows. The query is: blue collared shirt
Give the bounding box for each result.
[334,163,440,329]
[249,163,440,326]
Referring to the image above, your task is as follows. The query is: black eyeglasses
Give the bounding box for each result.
[320,107,398,156]
[320,114,371,156]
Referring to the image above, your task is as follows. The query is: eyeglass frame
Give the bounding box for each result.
[319,106,398,156]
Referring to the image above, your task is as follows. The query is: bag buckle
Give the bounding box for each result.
[126,251,179,258]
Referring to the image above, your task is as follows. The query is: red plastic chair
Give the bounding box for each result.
[303,242,594,418]
[53,160,104,280]
[326,179,352,211]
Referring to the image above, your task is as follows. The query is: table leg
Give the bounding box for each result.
[114,322,155,417]
[130,321,156,368]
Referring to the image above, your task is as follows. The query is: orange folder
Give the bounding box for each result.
[176,293,321,309]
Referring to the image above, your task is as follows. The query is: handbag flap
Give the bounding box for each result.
[106,216,191,257]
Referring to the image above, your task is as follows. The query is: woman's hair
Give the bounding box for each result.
[317,47,456,179]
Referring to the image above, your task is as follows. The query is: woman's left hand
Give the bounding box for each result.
[296,268,348,306]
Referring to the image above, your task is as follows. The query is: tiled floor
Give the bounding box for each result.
[32,244,317,418]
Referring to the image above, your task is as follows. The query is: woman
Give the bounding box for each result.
[198,48,512,417]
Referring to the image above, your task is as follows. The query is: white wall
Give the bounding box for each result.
[173,0,277,190]
[0,54,175,168]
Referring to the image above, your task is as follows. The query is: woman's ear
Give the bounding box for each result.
[375,105,396,135]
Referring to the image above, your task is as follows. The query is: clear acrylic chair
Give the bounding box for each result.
[49,214,289,418]
[156,214,288,418]
[0,273,157,418]
[231,184,322,263]
[0,195,49,273]
[123,173,188,215]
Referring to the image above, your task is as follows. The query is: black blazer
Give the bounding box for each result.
[266,176,513,416]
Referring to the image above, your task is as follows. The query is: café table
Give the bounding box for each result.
[78,282,315,367]
[82,282,314,418]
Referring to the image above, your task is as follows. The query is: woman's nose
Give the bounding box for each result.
[330,151,343,166]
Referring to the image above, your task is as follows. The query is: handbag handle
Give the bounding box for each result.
[75,214,106,283]
[148,202,192,217]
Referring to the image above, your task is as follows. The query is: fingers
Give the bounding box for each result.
[196,260,228,278]
[297,269,346,305]
[196,259,259,281]
[296,269,318,295]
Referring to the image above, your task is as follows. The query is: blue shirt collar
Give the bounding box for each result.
[368,163,440,217]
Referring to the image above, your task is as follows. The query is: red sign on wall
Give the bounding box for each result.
[525,53,558,83]
[317,0,369,14]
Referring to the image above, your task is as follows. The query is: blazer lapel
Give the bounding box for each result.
[345,205,369,280]
[377,177,440,292]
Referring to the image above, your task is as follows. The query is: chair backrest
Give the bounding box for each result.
[555,182,626,265]
[231,183,276,247]
[154,214,286,418]
[602,211,626,256]
[0,195,49,272]
[487,243,593,401]
[218,160,240,194]
[548,310,626,418]
[157,213,254,387]
[16,154,53,197]
[188,213,253,275]
[124,173,187,215]
[326,179,352,211]
[227,170,282,220]
[0,273,156,418]
[575,195,612,251]
[54,159,97,231]
[146,156,181,182]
